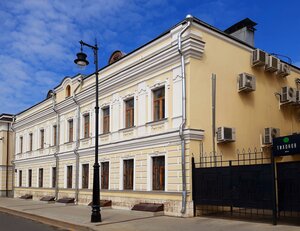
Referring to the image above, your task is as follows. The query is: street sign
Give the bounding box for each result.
[272,134,300,157]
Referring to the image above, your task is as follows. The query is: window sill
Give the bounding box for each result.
[64,141,74,144]
[100,132,110,136]
[146,118,168,125]
[119,126,136,132]
[80,137,91,141]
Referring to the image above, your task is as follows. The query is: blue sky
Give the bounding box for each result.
[0,0,300,114]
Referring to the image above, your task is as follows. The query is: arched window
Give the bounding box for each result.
[66,85,71,98]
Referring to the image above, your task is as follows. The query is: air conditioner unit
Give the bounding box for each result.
[265,55,279,72]
[217,127,235,143]
[238,73,256,92]
[252,49,267,67]
[263,127,280,145]
[277,62,291,77]
[281,86,296,104]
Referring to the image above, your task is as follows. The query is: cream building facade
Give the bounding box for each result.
[0,114,14,197]
[12,16,300,217]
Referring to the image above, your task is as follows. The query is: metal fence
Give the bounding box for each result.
[192,148,300,225]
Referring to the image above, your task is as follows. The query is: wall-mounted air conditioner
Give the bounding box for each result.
[238,73,256,92]
[263,127,280,145]
[252,49,267,67]
[280,86,296,104]
[217,127,236,143]
[265,55,279,72]
[277,63,291,77]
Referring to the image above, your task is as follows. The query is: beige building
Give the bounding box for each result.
[0,114,14,197]
[12,16,300,217]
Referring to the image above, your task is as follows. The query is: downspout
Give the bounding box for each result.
[10,116,16,198]
[212,74,217,166]
[73,77,83,204]
[178,14,193,214]
[6,124,9,197]
[51,92,60,200]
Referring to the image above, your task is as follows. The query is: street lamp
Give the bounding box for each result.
[74,40,101,223]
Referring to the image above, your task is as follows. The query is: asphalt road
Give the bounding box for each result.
[0,211,65,231]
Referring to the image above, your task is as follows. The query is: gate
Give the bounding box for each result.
[192,150,279,223]
[192,150,300,224]
[277,161,300,217]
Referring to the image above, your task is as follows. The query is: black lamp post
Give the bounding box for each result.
[74,40,101,223]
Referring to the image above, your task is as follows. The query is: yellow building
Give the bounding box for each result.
[0,114,14,197]
[12,15,300,217]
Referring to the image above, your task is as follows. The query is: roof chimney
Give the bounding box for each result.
[224,18,257,46]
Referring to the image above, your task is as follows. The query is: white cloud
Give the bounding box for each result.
[0,0,211,114]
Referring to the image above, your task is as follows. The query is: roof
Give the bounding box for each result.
[224,18,257,34]
[0,113,14,122]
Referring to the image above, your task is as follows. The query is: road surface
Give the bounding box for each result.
[0,211,64,231]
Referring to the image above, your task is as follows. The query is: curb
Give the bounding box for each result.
[0,206,95,231]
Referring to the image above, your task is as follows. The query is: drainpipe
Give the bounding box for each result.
[72,77,83,204]
[212,74,217,166]
[51,92,60,200]
[178,14,193,215]
[6,124,9,197]
[10,116,16,197]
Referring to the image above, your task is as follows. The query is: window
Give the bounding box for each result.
[40,129,45,149]
[38,168,43,187]
[68,120,73,142]
[152,156,165,191]
[153,87,165,121]
[82,164,89,189]
[83,114,90,138]
[67,166,72,188]
[20,136,23,153]
[125,98,134,128]
[29,133,33,151]
[123,159,134,190]
[19,170,22,187]
[52,167,56,188]
[28,169,32,187]
[66,85,71,98]
[101,162,109,189]
[102,107,110,133]
[53,125,57,146]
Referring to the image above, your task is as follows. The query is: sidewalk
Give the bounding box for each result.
[0,198,299,231]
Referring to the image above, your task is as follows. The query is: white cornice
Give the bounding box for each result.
[14,129,204,164]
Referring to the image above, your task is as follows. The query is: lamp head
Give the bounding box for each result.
[74,52,89,69]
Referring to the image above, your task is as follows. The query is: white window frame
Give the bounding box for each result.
[100,160,110,190]
[119,157,135,191]
[82,113,91,139]
[101,104,110,134]
[148,81,169,123]
[39,128,45,149]
[79,162,90,189]
[65,164,74,189]
[147,152,168,191]
[67,119,74,143]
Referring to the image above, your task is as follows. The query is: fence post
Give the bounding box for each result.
[271,155,277,225]
[192,157,196,217]
[229,160,233,215]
